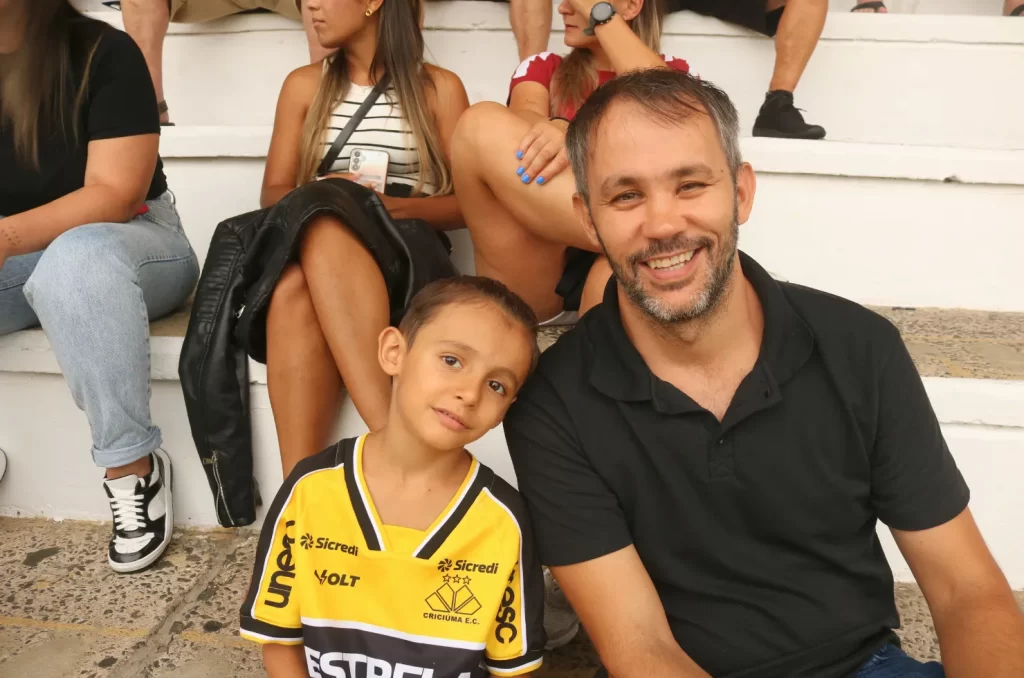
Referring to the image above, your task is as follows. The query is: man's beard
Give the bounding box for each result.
[598,205,740,325]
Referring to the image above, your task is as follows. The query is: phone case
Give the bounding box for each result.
[350,148,390,193]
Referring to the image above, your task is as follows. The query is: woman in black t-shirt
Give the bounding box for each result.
[0,1,199,573]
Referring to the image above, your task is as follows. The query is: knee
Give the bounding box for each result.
[24,227,130,310]
[299,213,362,264]
[269,264,311,315]
[453,101,515,159]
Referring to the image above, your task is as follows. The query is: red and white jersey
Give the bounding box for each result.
[508,52,692,120]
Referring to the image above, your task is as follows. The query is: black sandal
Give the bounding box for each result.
[1010,4,1024,16]
[851,1,887,11]
[158,100,175,127]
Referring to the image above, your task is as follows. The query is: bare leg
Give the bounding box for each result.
[451,102,593,320]
[767,0,828,92]
[301,0,334,63]
[578,256,613,316]
[121,0,171,123]
[509,0,553,61]
[299,215,392,433]
[266,264,344,476]
[106,455,152,480]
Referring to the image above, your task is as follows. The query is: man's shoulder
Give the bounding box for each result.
[530,322,593,391]
[779,280,904,359]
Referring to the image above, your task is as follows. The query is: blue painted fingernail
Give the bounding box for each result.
[516,150,523,159]
[516,166,525,176]
[536,177,545,185]
[522,174,531,183]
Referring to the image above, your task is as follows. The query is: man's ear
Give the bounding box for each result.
[378,327,406,377]
[573,192,601,251]
[735,162,757,226]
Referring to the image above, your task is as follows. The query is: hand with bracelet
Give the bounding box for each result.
[514,116,571,186]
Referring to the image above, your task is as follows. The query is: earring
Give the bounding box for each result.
[365,6,373,16]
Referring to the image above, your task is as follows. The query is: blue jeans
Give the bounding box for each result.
[855,645,945,677]
[0,192,199,468]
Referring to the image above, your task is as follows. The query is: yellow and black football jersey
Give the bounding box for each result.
[240,435,547,677]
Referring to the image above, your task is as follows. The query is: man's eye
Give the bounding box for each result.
[613,191,640,203]
[488,380,507,395]
[680,182,707,192]
[442,355,462,368]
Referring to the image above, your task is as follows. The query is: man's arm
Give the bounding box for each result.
[893,508,1024,677]
[551,547,711,678]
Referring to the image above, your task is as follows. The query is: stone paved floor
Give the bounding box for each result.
[2,518,1022,677]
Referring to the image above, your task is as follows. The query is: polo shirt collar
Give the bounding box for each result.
[585,251,814,408]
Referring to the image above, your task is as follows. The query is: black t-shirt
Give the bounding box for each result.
[0,16,167,217]
[505,252,970,678]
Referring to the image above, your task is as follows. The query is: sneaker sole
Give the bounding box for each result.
[109,449,174,574]
[544,619,580,650]
[752,126,827,140]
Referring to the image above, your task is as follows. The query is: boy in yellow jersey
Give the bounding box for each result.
[241,276,547,678]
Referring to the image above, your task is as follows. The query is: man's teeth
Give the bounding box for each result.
[646,250,696,270]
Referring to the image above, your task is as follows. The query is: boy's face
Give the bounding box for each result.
[380,302,535,450]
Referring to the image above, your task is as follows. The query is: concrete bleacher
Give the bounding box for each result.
[1,0,1022,590]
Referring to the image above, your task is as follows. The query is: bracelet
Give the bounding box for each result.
[550,116,570,124]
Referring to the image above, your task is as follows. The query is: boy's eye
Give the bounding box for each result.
[487,380,507,396]
[442,355,462,368]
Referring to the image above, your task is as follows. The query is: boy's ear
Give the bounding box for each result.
[378,327,406,377]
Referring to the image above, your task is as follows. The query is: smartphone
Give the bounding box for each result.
[350,148,390,193]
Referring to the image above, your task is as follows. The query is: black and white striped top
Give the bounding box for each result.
[320,82,436,195]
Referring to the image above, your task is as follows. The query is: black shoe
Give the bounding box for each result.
[753,91,826,140]
[103,449,174,573]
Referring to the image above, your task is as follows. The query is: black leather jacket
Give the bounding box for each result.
[178,180,453,526]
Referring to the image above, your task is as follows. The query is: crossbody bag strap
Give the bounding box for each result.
[316,73,391,178]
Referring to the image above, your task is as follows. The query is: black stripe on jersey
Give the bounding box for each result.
[484,648,545,672]
[239,442,344,631]
[414,464,494,560]
[239,615,303,642]
[343,438,383,552]
[482,475,549,660]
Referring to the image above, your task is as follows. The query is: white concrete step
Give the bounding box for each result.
[159,126,1024,312]
[88,4,1024,149]
[1,306,1022,588]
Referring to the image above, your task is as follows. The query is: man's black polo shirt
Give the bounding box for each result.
[505,252,969,678]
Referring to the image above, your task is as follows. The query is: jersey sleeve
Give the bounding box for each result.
[483,481,546,676]
[508,52,562,97]
[86,28,162,141]
[239,469,306,645]
[664,55,691,73]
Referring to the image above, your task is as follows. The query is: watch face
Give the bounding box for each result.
[593,1,615,21]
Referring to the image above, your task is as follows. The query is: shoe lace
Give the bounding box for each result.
[109,488,147,533]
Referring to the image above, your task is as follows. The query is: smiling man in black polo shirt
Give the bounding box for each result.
[504,68,1024,677]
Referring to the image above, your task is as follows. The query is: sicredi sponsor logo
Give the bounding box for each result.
[300,532,359,556]
[304,647,472,678]
[436,557,499,574]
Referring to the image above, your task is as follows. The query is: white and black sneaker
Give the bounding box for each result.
[543,567,580,650]
[0,447,7,484]
[102,448,174,574]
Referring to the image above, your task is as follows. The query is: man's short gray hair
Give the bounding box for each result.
[565,69,742,205]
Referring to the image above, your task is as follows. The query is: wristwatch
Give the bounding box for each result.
[584,1,616,36]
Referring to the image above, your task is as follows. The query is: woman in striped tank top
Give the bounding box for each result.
[259,0,469,477]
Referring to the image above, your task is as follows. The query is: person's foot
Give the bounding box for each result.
[753,91,826,140]
[1008,1,1024,17]
[0,447,7,484]
[851,1,887,12]
[543,567,580,650]
[103,449,174,574]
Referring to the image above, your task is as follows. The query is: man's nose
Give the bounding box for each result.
[641,190,683,241]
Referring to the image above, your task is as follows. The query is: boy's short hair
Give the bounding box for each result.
[399,276,541,374]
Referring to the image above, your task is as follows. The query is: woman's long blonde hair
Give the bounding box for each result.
[1,0,101,170]
[550,0,664,118]
[296,0,449,195]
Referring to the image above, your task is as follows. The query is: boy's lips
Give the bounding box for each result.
[434,408,468,432]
